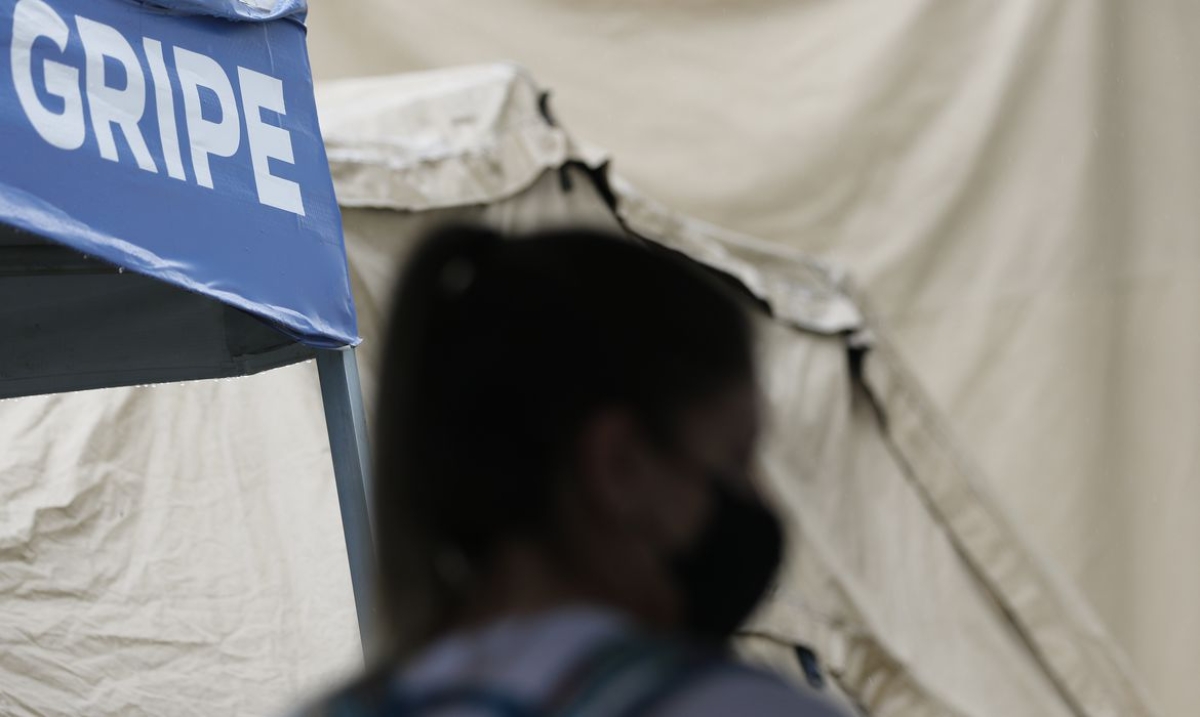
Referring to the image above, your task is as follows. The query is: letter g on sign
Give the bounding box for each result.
[11,0,86,150]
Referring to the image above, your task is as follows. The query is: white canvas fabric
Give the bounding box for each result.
[0,38,1173,717]
[0,364,361,717]
[305,4,1200,715]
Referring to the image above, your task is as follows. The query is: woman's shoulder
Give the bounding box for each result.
[546,635,851,717]
[290,661,850,717]
[290,631,852,717]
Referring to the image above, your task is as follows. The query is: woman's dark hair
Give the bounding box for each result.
[373,225,755,655]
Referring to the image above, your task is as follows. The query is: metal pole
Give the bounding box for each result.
[316,346,375,653]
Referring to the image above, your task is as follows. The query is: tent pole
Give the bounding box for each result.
[316,347,376,653]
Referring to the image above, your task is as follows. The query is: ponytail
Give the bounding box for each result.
[373,226,502,654]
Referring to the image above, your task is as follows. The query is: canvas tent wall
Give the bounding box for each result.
[304,4,1200,715]
[1,62,1154,716]
[322,65,1156,717]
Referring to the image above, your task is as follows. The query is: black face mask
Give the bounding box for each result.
[667,472,784,642]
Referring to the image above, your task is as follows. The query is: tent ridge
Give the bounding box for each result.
[607,174,863,336]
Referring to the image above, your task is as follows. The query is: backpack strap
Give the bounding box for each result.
[323,674,542,717]
[543,636,726,717]
[390,686,543,717]
[315,636,730,717]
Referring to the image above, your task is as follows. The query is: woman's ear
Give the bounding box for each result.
[571,407,709,555]
[574,407,656,524]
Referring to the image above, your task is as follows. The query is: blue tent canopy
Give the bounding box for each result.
[138,0,310,23]
[0,0,374,642]
[1,0,358,399]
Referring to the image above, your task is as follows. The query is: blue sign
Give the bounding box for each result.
[0,0,358,347]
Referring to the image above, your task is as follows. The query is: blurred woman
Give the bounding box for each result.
[303,225,845,716]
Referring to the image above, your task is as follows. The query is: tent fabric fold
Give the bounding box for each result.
[319,64,580,212]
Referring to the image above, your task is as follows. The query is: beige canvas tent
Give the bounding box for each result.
[0,63,1155,716]
[304,5,1200,716]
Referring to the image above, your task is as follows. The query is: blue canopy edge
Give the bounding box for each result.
[0,182,355,348]
[1,0,359,348]
[0,225,318,399]
[132,0,308,24]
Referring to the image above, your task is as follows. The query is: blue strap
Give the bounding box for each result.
[550,637,725,717]
[323,637,729,717]
[327,682,544,717]
[391,685,544,717]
